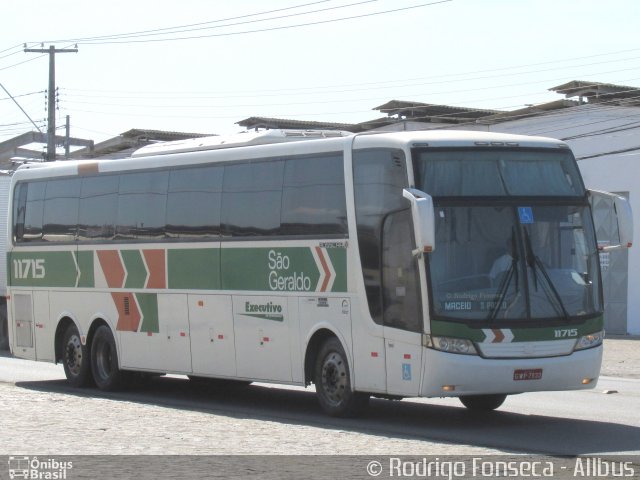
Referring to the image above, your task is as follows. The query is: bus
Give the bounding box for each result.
[7,129,633,416]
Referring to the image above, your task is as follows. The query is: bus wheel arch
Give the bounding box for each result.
[304,328,337,386]
[310,333,369,417]
[55,317,75,364]
[56,317,93,387]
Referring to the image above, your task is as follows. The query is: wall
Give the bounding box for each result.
[578,153,640,334]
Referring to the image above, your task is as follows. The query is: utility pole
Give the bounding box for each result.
[24,45,78,161]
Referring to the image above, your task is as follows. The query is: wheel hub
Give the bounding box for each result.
[321,352,347,405]
[65,336,82,376]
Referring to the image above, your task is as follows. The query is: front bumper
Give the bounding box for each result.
[421,344,602,397]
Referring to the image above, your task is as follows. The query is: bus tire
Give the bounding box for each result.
[91,325,127,391]
[314,337,369,417]
[61,323,92,387]
[459,394,507,411]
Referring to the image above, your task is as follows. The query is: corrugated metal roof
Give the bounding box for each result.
[118,128,212,140]
[478,99,579,124]
[236,116,354,131]
[236,116,402,133]
[373,100,500,122]
[74,128,216,159]
[550,80,640,102]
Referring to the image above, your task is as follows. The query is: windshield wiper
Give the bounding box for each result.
[522,229,570,319]
[488,228,519,321]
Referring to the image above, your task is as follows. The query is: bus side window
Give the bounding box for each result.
[23,181,46,243]
[222,160,285,237]
[353,149,413,327]
[281,154,347,237]
[13,183,27,242]
[43,178,81,242]
[116,171,169,240]
[79,175,119,241]
[167,165,223,239]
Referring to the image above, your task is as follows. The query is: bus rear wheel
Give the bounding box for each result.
[459,394,507,411]
[91,325,127,391]
[61,323,92,387]
[314,337,369,417]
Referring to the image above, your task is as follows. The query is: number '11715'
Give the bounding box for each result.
[13,259,45,279]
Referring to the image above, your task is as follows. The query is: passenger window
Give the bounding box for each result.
[116,171,168,240]
[12,183,27,242]
[79,175,119,241]
[281,154,347,236]
[167,165,223,239]
[222,160,284,237]
[22,181,46,242]
[43,178,81,242]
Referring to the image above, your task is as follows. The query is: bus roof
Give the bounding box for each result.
[352,129,569,150]
[131,129,352,157]
[12,129,570,183]
[132,129,569,157]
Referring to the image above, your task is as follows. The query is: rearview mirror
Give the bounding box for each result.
[403,188,435,255]
[588,189,633,251]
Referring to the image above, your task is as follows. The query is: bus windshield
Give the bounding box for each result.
[412,148,602,323]
[413,148,585,197]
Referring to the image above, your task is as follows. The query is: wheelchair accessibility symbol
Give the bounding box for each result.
[518,207,534,224]
[402,363,412,381]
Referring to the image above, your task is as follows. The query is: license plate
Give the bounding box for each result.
[514,368,543,381]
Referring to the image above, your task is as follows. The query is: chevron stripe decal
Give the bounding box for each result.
[482,328,515,343]
[312,247,336,292]
[11,245,346,293]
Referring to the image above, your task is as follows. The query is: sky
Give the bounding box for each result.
[1,0,639,151]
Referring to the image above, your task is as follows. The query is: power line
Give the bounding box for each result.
[46,0,373,44]
[577,146,640,161]
[72,1,453,44]
[0,90,44,102]
[53,52,640,102]
[56,70,640,115]
[56,57,640,107]
[41,0,334,43]
[0,43,25,56]
[0,80,43,133]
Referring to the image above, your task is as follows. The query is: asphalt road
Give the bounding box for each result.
[0,350,638,458]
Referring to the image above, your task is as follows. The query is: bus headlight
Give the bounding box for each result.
[574,330,604,351]
[425,335,478,355]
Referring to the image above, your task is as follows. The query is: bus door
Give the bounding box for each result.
[381,209,424,396]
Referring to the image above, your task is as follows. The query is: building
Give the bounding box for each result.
[72,128,214,159]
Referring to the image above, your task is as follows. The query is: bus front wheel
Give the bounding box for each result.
[61,323,92,387]
[314,337,369,417]
[459,394,507,411]
[91,325,127,391]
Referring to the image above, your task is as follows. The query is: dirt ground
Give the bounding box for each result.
[601,335,640,378]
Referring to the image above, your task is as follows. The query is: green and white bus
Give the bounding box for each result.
[7,129,632,416]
